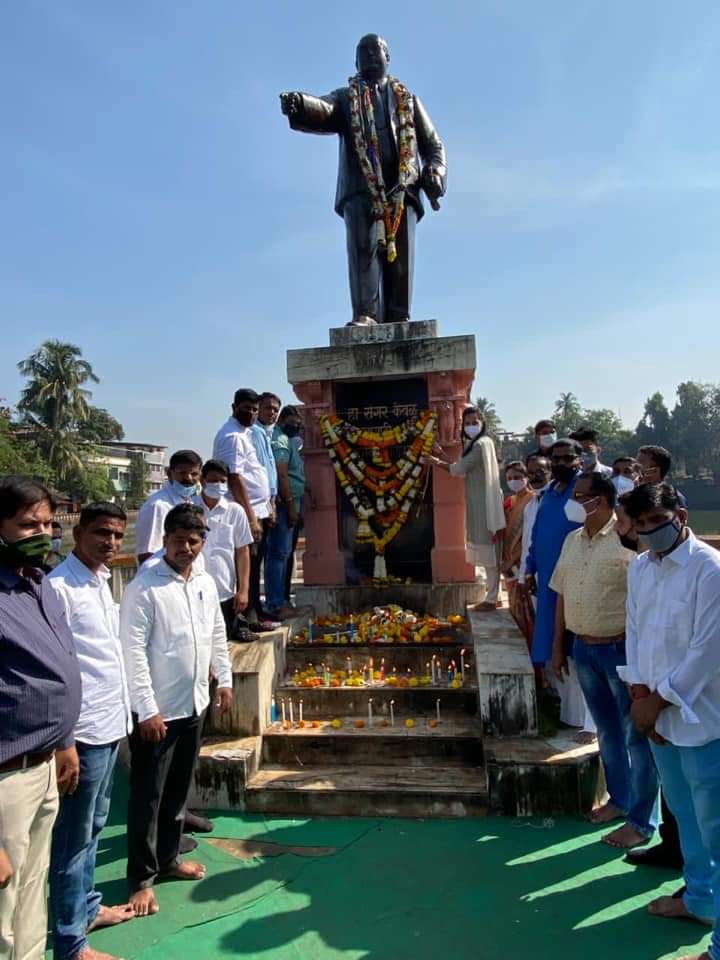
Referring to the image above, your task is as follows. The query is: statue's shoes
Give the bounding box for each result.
[347,316,378,326]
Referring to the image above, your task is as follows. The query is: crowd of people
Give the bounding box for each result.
[1,392,719,960]
[0,387,306,960]
[427,412,720,960]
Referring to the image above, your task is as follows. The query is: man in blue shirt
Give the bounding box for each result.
[0,476,81,960]
[250,392,280,621]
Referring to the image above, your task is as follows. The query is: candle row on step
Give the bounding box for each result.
[288,650,471,689]
[269,697,444,727]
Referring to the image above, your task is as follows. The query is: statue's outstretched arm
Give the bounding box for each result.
[414,96,447,197]
[280,91,342,136]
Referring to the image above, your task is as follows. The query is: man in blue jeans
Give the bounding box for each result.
[266,405,305,620]
[551,472,658,850]
[49,503,134,960]
[621,483,720,959]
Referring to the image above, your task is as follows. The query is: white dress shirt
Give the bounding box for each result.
[212,416,271,519]
[192,494,253,601]
[135,484,193,556]
[49,553,132,745]
[518,488,545,580]
[618,530,720,746]
[120,559,233,723]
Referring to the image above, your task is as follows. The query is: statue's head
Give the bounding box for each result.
[356,34,390,83]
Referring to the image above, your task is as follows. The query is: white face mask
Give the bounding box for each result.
[612,475,635,496]
[463,424,482,440]
[564,498,588,524]
[204,482,228,499]
[507,478,527,493]
[539,433,557,449]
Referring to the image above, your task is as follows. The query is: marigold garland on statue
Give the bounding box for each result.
[320,410,436,577]
[348,75,418,263]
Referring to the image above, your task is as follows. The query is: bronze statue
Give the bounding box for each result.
[280,34,447,326]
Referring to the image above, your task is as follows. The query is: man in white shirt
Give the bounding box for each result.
[193,460,252,634]
[48,503,134,960]
[569,428,613,478]
[120,504,233,918]
[135,450,202,565]
[213,388,273,622]
[620,483,720,955]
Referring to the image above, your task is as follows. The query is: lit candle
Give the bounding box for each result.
[281,698,286,724]
[289,700,294,724]
[431,656,436,684]
[460,649,466,681]
[346,656,352,676]
[368,698,373,726]
[390,700,395,726]
[392,666,397,677]
[436,699,441,723]
[380,658,385,681]
[369,657,374,681]
[299,699,303,724]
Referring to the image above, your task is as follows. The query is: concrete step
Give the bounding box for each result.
[286,642,472,675]
[274,684,479,719]
[189,736,261,810]
[245,762,488,818]
[262,719,484,766]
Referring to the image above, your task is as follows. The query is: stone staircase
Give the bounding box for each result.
[190,608,602,820]
[243,635,487,818]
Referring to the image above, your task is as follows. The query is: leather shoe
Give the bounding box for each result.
[625,843,683,870]
[183,810,214,834]
[179,834,198,853]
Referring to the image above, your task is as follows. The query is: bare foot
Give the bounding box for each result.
[73,948,126,960]
[87,904,135,932]
[575,731,597,746]
[589,802,625,825]
[158,859,206,881]
[647,895,713,926]
[128,888,158,918]
[601,822,650,849]
[675,954,711,960]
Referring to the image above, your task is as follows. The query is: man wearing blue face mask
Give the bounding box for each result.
[620,483,720,950]
[136,450,202,566]
[194,460,252,635]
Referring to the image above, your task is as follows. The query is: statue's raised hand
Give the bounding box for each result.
[280,92,302,117]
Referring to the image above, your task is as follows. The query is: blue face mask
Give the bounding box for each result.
[640,517,682,555]
[171,480,197,499]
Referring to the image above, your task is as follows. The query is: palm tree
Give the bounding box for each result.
[17,340,99,482]
[474,396,503,437]
[553,391,582,435]
[18,340,98,433]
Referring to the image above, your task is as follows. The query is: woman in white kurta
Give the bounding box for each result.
[425,407,506,610]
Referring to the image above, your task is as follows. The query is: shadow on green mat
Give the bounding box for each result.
[51,770,709,960]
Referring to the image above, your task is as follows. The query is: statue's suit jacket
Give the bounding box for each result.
[289,82,447,221]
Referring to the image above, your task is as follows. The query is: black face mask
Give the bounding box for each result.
[283,424,301,439]
[551,464,577,484]
[234,409,253,428]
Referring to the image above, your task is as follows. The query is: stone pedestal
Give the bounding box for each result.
[288,321,476,596]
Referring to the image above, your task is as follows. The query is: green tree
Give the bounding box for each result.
[125,452,150,508]
[78,407,124,443]
[578,407,634,464]
[473,396,503,438]
[670,382,713,476]
[553,392,582,436]
[635,392,672,449]
[18,340,98,433]
[0,411,53,480]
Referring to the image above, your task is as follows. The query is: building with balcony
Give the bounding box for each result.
[90,441,167,500]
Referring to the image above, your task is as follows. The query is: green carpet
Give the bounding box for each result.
[53,775,710,960]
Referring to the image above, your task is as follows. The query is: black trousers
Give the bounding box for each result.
[248,519,270,617]
[343,195,417,323]
[659,789,683,859]
[126,711,205,891]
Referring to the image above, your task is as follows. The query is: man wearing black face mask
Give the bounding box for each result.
[266,406,306,620]
[620,483,720,942]
[523,440,583,670]
[0,476,81,958]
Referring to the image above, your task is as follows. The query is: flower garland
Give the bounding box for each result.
[348,75,418,263]
[320,411,436,577]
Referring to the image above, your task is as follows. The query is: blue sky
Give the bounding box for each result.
[3,1,719,458]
